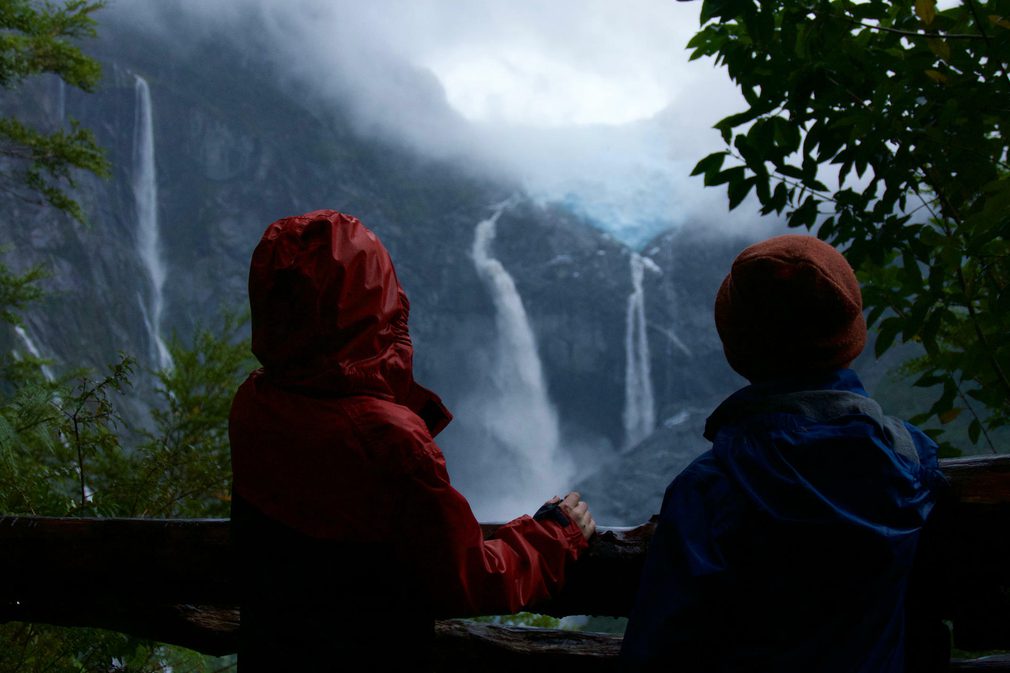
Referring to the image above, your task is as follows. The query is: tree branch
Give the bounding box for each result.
[847,18,986,40]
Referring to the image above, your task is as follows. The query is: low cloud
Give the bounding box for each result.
[106,0,774,243]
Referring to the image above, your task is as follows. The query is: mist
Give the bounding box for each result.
[104,0,778,247]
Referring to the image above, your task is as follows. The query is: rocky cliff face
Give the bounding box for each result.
[0,18,770,521]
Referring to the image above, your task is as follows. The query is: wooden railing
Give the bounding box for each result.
[1,455,1009,671]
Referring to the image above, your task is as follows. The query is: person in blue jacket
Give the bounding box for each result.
[620,234,948,672]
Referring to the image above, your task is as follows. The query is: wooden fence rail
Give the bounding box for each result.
[1,455,1009,671]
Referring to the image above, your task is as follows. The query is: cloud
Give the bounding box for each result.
[105,0,772,243]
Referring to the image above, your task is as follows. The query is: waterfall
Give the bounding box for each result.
[55,78,66,125]
[132,75,172,371]
[14,326,55,382]
[471,201,572,508]
[623,252,657,449]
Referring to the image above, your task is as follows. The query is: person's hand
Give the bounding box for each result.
[559,491,595,540]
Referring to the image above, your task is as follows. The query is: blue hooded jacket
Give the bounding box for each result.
[620,369,946,672]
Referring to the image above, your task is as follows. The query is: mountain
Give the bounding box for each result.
[0,15,783,523]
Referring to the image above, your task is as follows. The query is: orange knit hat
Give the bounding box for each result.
[714,234,866,382]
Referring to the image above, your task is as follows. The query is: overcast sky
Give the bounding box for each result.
[360,0,721,128]
[110,0,779,244]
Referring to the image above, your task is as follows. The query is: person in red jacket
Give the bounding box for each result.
[229,209,595,672]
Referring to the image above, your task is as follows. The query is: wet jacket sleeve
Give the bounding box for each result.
[382,413,587,617]
[620,457,741,670]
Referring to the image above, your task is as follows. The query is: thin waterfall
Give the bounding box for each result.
[623,252,657,449]
[14,326,55,382]
[132,75,172,371]
[471,201,572,504]
[56,78,66,125]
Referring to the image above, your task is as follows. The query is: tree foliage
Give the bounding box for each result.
[688,0,1010,451]
[0,307,251,672]
[0,314,255,519]
[0,5,252,669]
[0,0,108,221]
[118,312,256,519]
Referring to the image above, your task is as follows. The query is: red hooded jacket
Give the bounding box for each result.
[229,210,586,653]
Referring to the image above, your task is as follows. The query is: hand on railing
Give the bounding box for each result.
[559,491,596,541]
[535,492,596,540]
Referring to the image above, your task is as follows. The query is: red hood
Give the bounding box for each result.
[248,210,451,435]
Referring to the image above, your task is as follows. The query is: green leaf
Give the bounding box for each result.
[700,0,731,23]
[771,116,801,153]
[764,181,790,214]
[875,316,903,357]
[915,0,937,26]
[902,300,931,341]
[690,151,727,178]
[706,166,745,187]
[865,303,887,328]
[926,38,950,61]
[789,195,819,230]
[714,110,762,135]
[913,372,945,388]
[919,308,944,355]
[997,287,1010,314]
[728,177,755,210]
[900,250,923,286]
[968,419,981,445]
[778,164,805,180]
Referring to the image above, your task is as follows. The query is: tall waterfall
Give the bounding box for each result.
[132,75,172,371]
[471,202,572,510]
[14,326,55,382]
[623,252,658,449]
